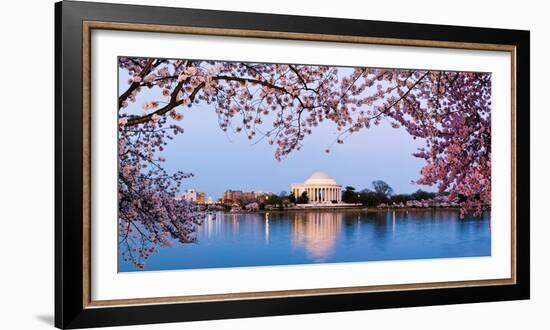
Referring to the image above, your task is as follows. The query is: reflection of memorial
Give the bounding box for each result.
[291,212,342,261]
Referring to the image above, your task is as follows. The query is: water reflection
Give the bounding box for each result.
[119,209,491,272]
[265,213,270,244]
[291,212,342,261]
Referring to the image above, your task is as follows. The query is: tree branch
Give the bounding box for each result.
[118,59,155,109]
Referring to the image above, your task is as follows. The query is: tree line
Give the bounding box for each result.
[340,181,438,207]
[269,180,439,207]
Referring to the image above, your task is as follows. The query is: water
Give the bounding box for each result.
[119,209,491,272]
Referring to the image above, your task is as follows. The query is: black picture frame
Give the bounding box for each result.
[55,1,530,328]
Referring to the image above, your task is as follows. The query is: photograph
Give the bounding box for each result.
[0,0,539,329]
[117,57,492,272]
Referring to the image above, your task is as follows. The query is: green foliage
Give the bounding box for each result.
[391,194,410,204]
[288,193,296,203]
[343,182,394,206]
[390,189,437,205]
[340,182,438,207]
[296,191,309,204]
[265,194,282,205]
[342,186,357,203]
[410,189,436,200]
[358,190,390,206]
[371,180,394,197]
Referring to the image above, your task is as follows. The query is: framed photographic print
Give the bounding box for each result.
[55,0,530,328]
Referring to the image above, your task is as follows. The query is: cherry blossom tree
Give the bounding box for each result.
[118,57,491,267]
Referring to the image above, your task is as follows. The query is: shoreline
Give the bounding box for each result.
[221,206,464,215]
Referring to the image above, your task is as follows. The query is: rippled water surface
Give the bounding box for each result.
[119,209,491,272]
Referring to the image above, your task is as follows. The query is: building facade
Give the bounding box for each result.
[222,190,273,204]
[181,189,197,202]
[196,192,206,204]
[222,190,243,203]
[291,172,342,203]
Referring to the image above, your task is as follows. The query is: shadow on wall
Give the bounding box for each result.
[35,315,54,326]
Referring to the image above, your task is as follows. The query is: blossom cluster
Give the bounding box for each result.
[118,57,492,267]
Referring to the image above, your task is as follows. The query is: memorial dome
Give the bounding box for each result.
[304,171,338,185]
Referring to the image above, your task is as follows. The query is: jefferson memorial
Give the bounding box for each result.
[291,172,342,204]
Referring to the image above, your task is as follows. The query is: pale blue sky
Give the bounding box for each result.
[119,62,435,199]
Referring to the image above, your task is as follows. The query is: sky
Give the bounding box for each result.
[119,62,436,200]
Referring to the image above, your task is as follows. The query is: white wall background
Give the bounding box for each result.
[0,0,546,329]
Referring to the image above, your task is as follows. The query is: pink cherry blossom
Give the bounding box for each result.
[118,57,492,267]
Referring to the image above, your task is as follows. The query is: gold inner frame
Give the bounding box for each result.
[82,20,517,308]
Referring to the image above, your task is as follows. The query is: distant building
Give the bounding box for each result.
[242,191,255,201]
[291,171,342,204]
[181,189,197,202]
[196,192,206,204]
[180,189,208,204]
[222,190,243,203]
[222,190,273,204]
[254,191,273,202]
